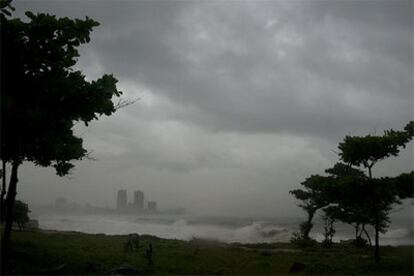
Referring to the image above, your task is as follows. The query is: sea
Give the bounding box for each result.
[31,213,413,245]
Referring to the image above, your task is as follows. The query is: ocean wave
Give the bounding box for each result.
[34,214,413,245]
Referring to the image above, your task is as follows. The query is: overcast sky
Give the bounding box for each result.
[13,0,413,217]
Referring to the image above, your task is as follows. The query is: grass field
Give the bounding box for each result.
[5,229,414,275]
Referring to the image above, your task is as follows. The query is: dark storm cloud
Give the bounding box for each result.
[15,0,412,139]
[13,1,413,215]
[79,1,412,139]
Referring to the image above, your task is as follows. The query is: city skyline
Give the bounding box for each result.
[117,189,157,212]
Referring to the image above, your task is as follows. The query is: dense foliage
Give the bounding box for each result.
[290,122,414,262]
[338,122,414,177]
[13,200,30,230]
[0,2,122,271]
[1,9,122,175]
[289,175,333,240]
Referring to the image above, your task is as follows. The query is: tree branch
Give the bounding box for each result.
[114,97,139,110]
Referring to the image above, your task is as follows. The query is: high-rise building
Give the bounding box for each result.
[117,190,127,209]
[133,190,144,209]
[148,201,157,211]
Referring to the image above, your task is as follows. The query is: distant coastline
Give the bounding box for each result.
[31,203,186,216]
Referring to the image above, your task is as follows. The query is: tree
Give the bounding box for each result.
[289,122,413,260]
[321,212,335,247]
[0,4,123,271]
[323,163,373,245]
[320,163,413,250]
[338,122,414,178]
[337,121,414,263]
[0,164,5,220]
[13,200,30,230]
[1,159,7,222]
[290,175,333,240]
[290,163,365,241]
[391,171,414,199]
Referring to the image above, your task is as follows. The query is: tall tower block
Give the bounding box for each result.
[133,190,144,209]
[117,190,127,209]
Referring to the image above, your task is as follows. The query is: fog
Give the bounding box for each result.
[12,0,413,218]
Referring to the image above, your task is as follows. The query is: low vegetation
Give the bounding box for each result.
[5,229,413,275]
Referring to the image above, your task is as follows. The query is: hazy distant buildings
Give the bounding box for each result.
[133,190,144,209]
[115,189,158,213]
[148,201,157,211]
[117,190,127,209]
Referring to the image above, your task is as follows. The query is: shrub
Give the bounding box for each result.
[13,200,30,230]
[290,232,318,248]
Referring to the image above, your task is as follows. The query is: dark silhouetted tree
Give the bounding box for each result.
[323,163,372,244]
[338,122,413,179]
[391,171,414,199]
[292,124,414,254]
[0,3,122,270]
[321,212,335,247]
[0,163,5,221]
[290,175,333,240]
[290,163,364,241]
[13,200,30,230]
[337,121,414,263]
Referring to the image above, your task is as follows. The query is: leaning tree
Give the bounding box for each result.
[290,162,366,241]
[0,3,123,270]
[290,175,334,240]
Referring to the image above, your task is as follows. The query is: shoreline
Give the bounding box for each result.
[31,213,414,246]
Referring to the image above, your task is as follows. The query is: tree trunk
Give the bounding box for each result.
[367,164,380,263]
[357,226,364,239]
[374,215,380,263]
[355,223,360,240]
[1,159,7,222]
[362,224,372,246]
[1,160,19,274]
[303,209,315,240]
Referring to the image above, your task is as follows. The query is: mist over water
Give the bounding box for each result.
[33,213,413,245]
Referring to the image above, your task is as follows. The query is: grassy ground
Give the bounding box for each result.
[4,229,414,275]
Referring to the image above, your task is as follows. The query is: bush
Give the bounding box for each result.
[353,237,368,248]
[13,200,30,230]
[290,232,318,248]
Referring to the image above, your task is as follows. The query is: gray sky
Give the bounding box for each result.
[13,0,413,217]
